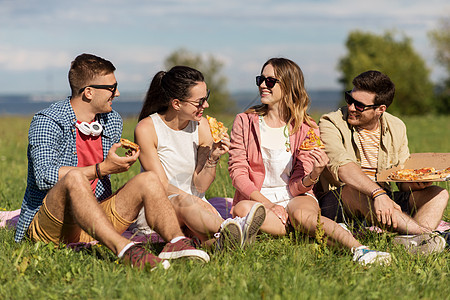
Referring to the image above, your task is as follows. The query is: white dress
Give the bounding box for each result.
[258,116,293,208]
[133,113,204,234]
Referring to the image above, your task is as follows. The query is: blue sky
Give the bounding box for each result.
[0,0,448,97]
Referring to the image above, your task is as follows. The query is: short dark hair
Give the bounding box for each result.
[352,70,395,107]
[68,53,116,96]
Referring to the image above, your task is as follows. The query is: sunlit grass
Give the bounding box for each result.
[0,115,449,299]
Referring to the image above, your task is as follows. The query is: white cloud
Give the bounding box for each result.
[0,46,71,71]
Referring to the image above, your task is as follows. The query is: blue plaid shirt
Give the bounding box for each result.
[15,97,123,242]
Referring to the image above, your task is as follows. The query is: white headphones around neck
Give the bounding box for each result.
[75,121,103,136]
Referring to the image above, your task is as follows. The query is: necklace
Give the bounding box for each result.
[283,125,291,152]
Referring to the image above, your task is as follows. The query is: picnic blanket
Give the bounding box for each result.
[2,198,449,250]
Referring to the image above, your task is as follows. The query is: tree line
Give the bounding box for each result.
[164,17,450,116]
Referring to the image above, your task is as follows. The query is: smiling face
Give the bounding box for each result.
[83,73,120,114]
[346,89,385,130]
[259,64,282,108]
[178,81,209,122]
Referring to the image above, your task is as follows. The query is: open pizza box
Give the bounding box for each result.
[377,153,450,182]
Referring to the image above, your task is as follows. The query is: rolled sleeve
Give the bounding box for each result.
[228,114,260,199]
[319,112,356,183]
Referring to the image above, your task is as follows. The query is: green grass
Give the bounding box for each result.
[0,114,449,299]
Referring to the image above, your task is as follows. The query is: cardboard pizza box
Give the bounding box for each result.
[377,153,450,182]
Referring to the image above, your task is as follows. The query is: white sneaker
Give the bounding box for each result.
[393,233,446,255]
[215,218,242,251]
[234,203,266,246]
[352,246,391,266]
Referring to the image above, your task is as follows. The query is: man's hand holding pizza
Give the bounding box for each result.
[99,140,140,176]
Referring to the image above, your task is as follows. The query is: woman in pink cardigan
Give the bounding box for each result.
[228,58,391,265]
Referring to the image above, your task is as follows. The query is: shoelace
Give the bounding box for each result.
[126,245,146,263]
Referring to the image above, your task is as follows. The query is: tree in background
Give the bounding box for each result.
[164,48,236,115]
[429,17,450,114]
[338,30,434,115]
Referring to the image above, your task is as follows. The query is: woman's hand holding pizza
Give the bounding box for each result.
[309,148,329,177]
[210,132,230,161]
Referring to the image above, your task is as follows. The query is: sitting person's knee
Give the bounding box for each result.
[232,201,251,217]
[63,169,88,187]
[291,209,317,231]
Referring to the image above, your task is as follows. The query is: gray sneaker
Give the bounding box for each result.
[234,203,266,246]
[393,232,446,255]
[215,218,243,251]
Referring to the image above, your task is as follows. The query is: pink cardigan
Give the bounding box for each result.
[228,112,318,206]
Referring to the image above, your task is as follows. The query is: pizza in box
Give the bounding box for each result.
[388,167,450,181]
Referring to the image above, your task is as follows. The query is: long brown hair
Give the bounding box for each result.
[138,66,204,121]
[247,57,315,133]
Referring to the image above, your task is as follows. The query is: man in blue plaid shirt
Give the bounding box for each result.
[15,53,210,270]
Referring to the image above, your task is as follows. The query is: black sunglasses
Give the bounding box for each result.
[79,82,118,96]
[256,75,279,89]
[345,90,380,112]
[180,90,210,107]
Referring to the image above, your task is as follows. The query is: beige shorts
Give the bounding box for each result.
[28,194,133,244]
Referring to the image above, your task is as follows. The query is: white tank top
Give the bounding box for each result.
[149,113,203,198]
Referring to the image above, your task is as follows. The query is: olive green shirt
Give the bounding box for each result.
[317,106,410,193]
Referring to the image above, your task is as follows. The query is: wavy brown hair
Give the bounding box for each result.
[246,57,315,134]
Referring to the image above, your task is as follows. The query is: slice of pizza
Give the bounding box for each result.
[120,138,140,151]
[206,115,228,143]
[299,128,325,150]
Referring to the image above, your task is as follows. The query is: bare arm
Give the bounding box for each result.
[192,117,230,193]
[338,162,401,227]
[58,142,139,180]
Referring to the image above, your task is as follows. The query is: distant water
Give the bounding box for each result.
[0,90,342,117]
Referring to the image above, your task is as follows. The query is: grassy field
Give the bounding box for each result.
[0,114,449,299]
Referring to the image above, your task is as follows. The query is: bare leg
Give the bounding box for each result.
[287,196,361,249]
[113,171,185,242]
[233,200,286,236]
[341,185,430,234]
[45,170,132,255]
[168,193,224,241]
[410,186,448,230]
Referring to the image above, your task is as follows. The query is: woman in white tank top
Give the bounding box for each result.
[228,58,391,264]
[133,66,266,249]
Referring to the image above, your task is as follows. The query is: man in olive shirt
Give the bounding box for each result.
[317,71,448,242]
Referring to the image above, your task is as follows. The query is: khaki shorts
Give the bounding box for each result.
[28,194,133,244]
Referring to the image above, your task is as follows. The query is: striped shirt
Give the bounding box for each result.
[355,125,380,181]
[15,97,123,242]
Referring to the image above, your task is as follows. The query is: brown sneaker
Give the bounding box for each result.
[122,244,170,270]
[158,238,210,262]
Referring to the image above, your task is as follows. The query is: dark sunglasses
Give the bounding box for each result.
[345,90,380,112]
[256,75,279,89]
[79,82,118,96]
[180,90,210,107]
